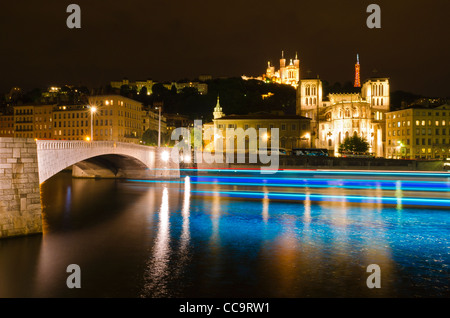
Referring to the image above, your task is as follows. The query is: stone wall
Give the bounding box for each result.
[0,138,42,238]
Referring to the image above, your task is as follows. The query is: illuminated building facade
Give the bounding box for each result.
[5,95,144,143]
[386,104,450,159]
[243,51,300,89]
[111,78,208,95]
[142,108,167,134]
[297,76,390,157]
[12,104,57,139]
[111,78,155,95]
[52,104,91,140]
[13,105,38,139]
[204,97,311,152]
[0,114,14,137]
[87,95,143,143]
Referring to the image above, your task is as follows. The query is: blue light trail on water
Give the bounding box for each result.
[127,175,450,192]
[188,189,450,207]
[153,167,450,178]
[126,176,450,207]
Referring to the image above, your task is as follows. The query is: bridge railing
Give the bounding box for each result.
[36,140,156,151]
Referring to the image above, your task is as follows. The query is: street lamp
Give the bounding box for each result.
[90,106,97,141]
[155,106,161,147]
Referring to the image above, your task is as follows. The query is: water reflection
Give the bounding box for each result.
[0,172,448,298]
[141,187,171,297]
[180,177,191,252]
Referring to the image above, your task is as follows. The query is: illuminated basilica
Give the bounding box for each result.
[242,51,300,89]
[296,55,389,157]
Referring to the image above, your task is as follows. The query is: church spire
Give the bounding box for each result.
[213,95,224,119]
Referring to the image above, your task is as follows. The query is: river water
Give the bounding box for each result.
[0,170,449,298]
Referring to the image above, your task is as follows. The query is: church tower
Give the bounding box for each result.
[279,51,286,81]
[213,95,224,119]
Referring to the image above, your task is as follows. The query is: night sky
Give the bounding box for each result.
[0,0,449,97]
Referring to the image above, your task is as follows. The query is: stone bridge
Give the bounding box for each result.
[0,138,180,238]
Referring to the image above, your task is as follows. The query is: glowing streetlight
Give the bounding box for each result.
[183,154,191,163]
[161,150,169,162]
[155,106,162,147]
[90,106,97,141]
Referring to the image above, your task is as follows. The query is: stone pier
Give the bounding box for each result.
[0,138,42,238]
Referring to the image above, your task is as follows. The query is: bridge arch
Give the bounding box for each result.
[36,140,179,184]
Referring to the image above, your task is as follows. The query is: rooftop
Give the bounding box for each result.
[216,112,310,121]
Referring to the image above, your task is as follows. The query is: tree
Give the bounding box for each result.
[339,135,369,153]
[141,129,159,146]
[141,129,174,147]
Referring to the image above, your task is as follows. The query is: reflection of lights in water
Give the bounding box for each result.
[142,187,170,297]
[262,193,269,223]
[395,180,403,210]
[154,187,170,271]
[210,190,221,244]
[65,186,71,210]
[303,193,311,226]
[180,177,191,250]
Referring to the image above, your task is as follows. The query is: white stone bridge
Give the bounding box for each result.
[36,140,179,183]
[0,138,179,238]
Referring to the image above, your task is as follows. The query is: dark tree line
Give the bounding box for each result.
[109,77,297,121]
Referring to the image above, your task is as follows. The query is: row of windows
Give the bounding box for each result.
[304,85,317,96]
[14,109,33,115]
[286,70,297,79]
[372,98,384,106]
[389,120,448,127]
[372,84,384,96]
[13,120,144,130]
[15,133,33,138]
[35,124,51,130]
[388,147,450,154]
[94,99,141,112]
[15,116,33,123]
[388,128,448,136]
[305,97,317,106]
[217,123,307,131]
[388,138,450,146]
[389,111,448,119]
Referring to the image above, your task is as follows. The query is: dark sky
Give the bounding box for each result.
[0,0,449,97]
